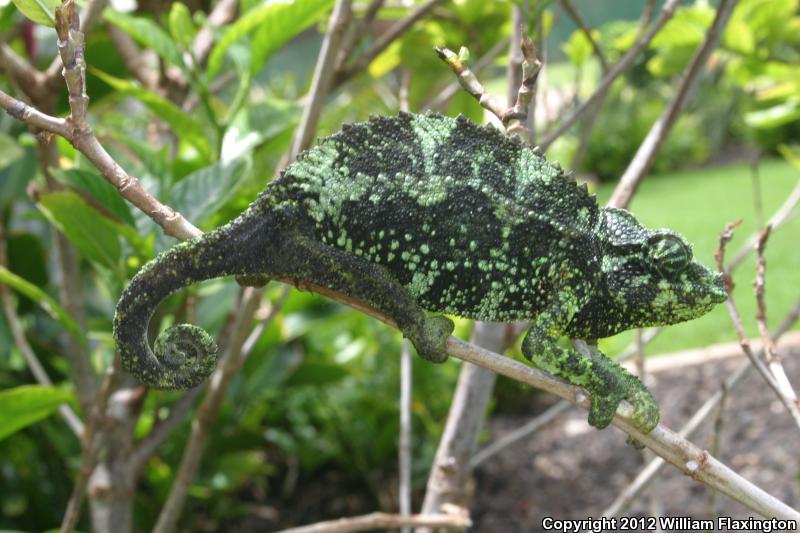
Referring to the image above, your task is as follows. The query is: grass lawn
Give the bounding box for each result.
[594,158,800,357]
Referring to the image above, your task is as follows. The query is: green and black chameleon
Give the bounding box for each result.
[114,112,726,432]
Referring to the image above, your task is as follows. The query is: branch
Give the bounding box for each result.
[276,510,471,533]
[560,0,609,73]
[608,0,738,208]
[334,0,385,71]
[0,2,201,240]
[538,0,681,151]
[602,297,800,517]
[289,0,353,160]
[716,222,800,430]
[334,0,444,85]
[191,0,238,65]
[152,286,266,533]
[753,228,800,411]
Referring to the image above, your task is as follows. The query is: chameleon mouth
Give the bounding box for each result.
[710,272,728,303]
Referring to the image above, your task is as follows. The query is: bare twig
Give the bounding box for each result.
[290,0,353,160]
[538,0,681,151]
[334,0,444,85]
[399,340,412,533]
[60,364,120,533]
[602,298,800,517]
[276,510,472,533]
[754,227,799,405]
[335,0,385,71]
[130,387,202,472]
[0,222,83,437]
[44,0,110,84]
[560,0,609,72]
[471,399,571,467]
[608,0,738,208]
[105,24,160,90]
[0,3,201,240]
[716,222,800,429]
[191,0,238,64]
[434,46,506,119]
[707,382,728,521]
[152,287,265,533]
[424,37,509,111]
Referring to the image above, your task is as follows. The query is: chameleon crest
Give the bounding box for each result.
[114,112,726,432]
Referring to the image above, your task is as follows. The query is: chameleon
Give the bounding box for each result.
[113,111,727,432]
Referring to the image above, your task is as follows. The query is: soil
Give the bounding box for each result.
[472,335,800,532]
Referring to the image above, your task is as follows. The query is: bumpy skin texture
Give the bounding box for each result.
[114,112,727,431]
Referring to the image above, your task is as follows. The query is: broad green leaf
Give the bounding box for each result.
[56,168,136,226]
[169,2,197,49]
[169,157,252,224]
[0,132,24,168]
[37,191,122,272]
[10,0,57,26]
[0,266,85,345]
[92,70,211,160]
[0,385,73,441]
[744,99,800,129]
[208,0,334,79]
[778,144,800,170]
[104,9,185,70]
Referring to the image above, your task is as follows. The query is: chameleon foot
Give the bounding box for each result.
[586,375,659,433]
[407,315,454,363]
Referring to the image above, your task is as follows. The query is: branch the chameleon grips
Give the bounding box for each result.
[114,112,725,437]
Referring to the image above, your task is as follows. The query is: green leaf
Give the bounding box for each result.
[0,266,85,345]
[0,385,73,441]
[0,132,24,168]
[36,191,122,272]
[56,168,136,226]
[778,144,800,170]
[92,69,211,160]
[168,2,197,49]
[104,9,185,70]
[10,0,57,26]
[208,0,334,79]
[744,99,800,129]
[562,28,596,68]
[169,157,252,224]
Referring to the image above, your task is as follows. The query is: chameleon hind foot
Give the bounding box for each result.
[405,315,454,364]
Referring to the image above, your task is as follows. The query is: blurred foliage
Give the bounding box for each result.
[0,0,798,530]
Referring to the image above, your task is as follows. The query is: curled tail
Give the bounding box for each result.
[113,210,278,390]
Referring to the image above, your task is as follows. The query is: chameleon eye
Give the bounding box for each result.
[648,232,692,276]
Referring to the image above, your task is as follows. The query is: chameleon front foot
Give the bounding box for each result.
[405,315,454,363]
[586,374,659,433]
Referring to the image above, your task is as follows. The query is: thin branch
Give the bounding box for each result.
[398,340,412,532]
[424,37,508,111]
[707,382,728,521]
[152,287,265,533]
[59,364,120,533]
[0,222,84,437]
[538,0,681,151]
[334,0,443,85]
[560,0,609,73]
[0,3,201,240]
[602,297,800,517]
[335,0,385,71]
[289,0,353,160]
[45,0,110,85]
[754,227,799,405]
[130,387,202,472]
[608,0,738,208]
[716,222,800,429]
[105,24,160,90]
[727,180,800,271]
[191,0,238,64]
[471,399,571,468]
[276,510,471,533]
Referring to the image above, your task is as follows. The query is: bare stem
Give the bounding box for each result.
[276,511,472,533]
[608,0,738,208]
[538,0,681,151]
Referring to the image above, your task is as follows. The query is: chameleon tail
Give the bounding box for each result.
[113,216,272,390]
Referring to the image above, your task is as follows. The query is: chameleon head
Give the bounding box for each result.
[591,208,727,336]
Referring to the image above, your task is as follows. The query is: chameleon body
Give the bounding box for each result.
[113,112,726,431]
